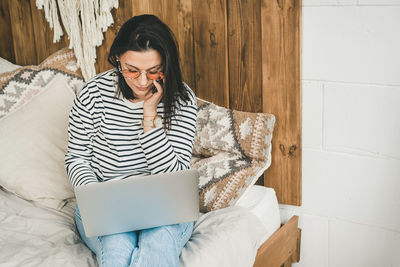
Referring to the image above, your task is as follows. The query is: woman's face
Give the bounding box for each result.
[118,49,162,101]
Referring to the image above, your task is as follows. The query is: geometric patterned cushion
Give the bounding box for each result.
[0,48,84,119]
[192,98,275,212]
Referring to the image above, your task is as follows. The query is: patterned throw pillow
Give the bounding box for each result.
[192,98,275,212]
[0,48,84,119]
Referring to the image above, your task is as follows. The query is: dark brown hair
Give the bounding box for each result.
[108,14,190,129]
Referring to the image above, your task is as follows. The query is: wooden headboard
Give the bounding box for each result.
[0,0,301,206]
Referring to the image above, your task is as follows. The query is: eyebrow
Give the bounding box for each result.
[123,62,162,71]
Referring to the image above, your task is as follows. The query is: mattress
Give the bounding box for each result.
[235,185,281,244]
[0,185,279,267]
[180,185,280,267]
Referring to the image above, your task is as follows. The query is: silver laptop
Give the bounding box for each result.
[74,169,199,237]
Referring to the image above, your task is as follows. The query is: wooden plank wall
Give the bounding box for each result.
[262,0,302,205]
[0,0,15,63]
[0,0,301,206]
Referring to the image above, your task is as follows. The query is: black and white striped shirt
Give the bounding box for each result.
[65,70,197,187]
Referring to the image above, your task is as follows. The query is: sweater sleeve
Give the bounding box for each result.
[138,90,197,174]
[65,87,99,187]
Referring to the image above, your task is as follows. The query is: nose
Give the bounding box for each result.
[138,72,148,86]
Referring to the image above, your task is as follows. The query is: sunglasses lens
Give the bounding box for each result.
[147,73,161,80]
[121,70,140,79]
[118,64,163,80]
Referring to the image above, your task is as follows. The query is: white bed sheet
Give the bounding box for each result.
[0,185,279,267]
[181,185,280,267]
[236,185,281,244]
[0,57,20,73]
[0,188,96,266]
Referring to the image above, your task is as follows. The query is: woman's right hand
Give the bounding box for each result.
[142,79,164,118]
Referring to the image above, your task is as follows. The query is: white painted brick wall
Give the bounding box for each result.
[359,0,400,5]
[303,0,400,6]
[302,81,324,149]
[303,6,400,85]
[303,0,357,6]
[329,219,400,267]
[300,150,400,231]
[324,83,400,159]
[281,2,400,267]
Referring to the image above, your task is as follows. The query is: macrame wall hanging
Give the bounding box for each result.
[36,0,119,81]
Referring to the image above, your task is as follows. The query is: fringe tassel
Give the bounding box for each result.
[36,0,118,81]
[36,0,64,42]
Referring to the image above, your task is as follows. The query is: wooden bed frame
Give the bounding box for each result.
[0,0,302,266]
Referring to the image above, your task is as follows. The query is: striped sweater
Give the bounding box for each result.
[65,70,198,187]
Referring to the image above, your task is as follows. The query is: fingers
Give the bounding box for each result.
[152,79,163,95]
[143,80,163,109]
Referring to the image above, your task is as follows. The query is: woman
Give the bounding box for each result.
[65,15,197,267]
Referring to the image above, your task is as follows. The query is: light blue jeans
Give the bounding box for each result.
[75,206,194,267]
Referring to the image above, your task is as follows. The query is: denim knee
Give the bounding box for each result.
[130,221,194,267]
[75,205,138,267]
[164,222,194,251]
[99,233,137,267]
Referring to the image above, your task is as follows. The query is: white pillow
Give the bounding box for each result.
[0,75,75,210]
[0,57,20,73]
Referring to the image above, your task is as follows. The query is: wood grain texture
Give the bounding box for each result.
[138,0,195,89]
[160,0,195,89]
[283,259,292,267]
[192,0,228,107]
[132,0,150,14]
[96,0,133,73]
[29,0,67,64]
[148,0,164,18]
[1,0,302,207]
[292,228,301,262]
[8,0,37,65]
[253,216,299,267]
[227,0,262,113]
[0,0,15,63]
[261,0,302,206]
[176,0,195,89]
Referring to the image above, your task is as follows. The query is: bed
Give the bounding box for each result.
[0,176,280,267]
[0,0,302,266]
